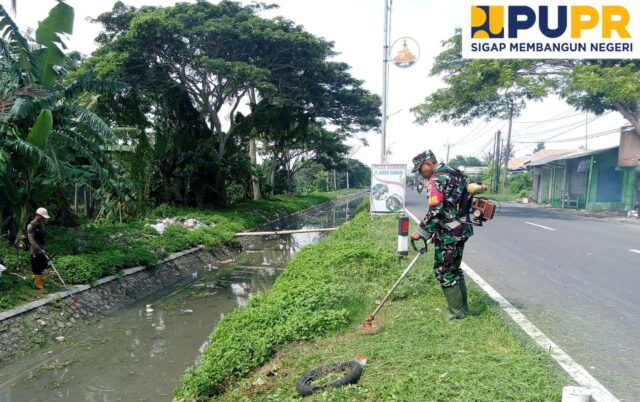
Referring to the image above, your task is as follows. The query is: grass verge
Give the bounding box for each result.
[0,191,355,312]
[175,205,569,401]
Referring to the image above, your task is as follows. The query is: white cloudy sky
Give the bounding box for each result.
[3,0,624,167]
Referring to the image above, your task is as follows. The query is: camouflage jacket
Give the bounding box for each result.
[417,163,473,243]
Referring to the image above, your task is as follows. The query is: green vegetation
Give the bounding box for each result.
[507,172,533,198]
[176,205,568,400]
[448,155,483,168]
[0,191,349,311]
[0,2,124,241]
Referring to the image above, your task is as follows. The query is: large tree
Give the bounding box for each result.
[84,1,380,203]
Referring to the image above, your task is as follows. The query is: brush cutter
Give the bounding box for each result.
[46,255,78,305]
[357,236,430,335]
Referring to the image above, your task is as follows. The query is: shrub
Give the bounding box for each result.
[53,255,102,284]
[46,227,81,254]
[507,172,533,194]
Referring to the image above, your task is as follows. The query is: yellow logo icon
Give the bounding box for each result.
[471,6,504,38]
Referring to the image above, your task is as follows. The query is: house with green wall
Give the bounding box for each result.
[527,145,640,212]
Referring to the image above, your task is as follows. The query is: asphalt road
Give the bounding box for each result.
[405,189,640,401]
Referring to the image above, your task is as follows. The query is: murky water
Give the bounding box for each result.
[0,199,358,402]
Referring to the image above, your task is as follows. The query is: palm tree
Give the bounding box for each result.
[0,2,123,240]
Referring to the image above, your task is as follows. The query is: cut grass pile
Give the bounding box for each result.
[176,205,569,401]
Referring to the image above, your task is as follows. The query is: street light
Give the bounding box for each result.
[380,0,419,164]
[380,0,392,163]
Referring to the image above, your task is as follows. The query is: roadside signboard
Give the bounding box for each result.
[370,164,406,213]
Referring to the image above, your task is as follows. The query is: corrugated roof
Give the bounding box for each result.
[526,146,618,167]
[508,149,575,170]
[507,156,530,170]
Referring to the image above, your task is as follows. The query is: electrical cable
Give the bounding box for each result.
[454,120,490,145]
[512,113,606,138]
[456,120,503,146]
[513,109,579,125]
[514,124,623,144]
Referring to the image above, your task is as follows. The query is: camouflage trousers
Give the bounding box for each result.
[432,238,466,288]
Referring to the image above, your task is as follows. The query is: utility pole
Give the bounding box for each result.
[585,111,588,150]
[346,142,362,190]
[502,104,514,191]
[494,130,501,193]
[380,0,392,163]
[445,143,454,164]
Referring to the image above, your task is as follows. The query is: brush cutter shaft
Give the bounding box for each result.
[369,251,422,319]
[46,257,73,298]
[367,238,431,322]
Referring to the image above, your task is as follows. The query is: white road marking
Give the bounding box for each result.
[404,208,619,402]
[404,208,421,225]
[630,249,640,254]
[525,221,557,231]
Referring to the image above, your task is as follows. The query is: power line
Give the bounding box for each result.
[456,120,504,146]
[454,120,488,145]
[513,109,580,125]
[470,136,495,157]
[514,126,624,144]
[512,113,605,138]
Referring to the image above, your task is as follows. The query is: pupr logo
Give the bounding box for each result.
[470,5,630,39]
[471,6,504,38]
[463,0,640,59]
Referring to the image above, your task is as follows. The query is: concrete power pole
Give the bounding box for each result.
[503,105,514,191]
[494,130,502,193]
[445,143,454,164]
[380,0,392,163]
[585,111,588,150]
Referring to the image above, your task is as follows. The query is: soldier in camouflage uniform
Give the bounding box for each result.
[410,150,473,319]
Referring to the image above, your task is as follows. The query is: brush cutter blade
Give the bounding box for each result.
[355,322,384,335]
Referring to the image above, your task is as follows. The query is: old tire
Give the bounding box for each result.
[295,361,362,396]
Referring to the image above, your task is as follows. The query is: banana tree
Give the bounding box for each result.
[0,2,122,241]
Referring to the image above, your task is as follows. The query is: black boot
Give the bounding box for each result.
[442,284,466,320]
[459,277,469,313]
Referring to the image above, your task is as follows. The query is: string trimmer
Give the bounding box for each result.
[356,237,430,335]
[46,255,78,306]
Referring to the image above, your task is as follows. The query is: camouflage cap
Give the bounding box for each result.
[411,150,437,173]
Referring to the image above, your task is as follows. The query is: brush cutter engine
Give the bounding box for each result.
[458,182,497,226]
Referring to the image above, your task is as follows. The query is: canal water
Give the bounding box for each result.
[0,199,358,402]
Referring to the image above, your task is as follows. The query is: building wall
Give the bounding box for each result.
[536,165,565,207]
[561,158,588,209]
[586,149,638,211]
[532,167,542,202]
